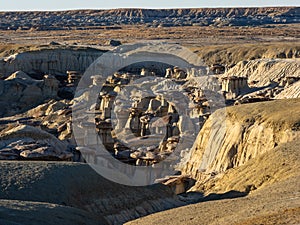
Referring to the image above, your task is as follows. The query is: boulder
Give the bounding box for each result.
[105,39,122,46]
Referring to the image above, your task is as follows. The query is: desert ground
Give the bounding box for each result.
[0,7,299,225]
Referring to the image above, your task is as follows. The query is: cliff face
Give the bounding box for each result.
[196,43,300,66]
[275,80,300,99]
[0,46,105,78]
[182,99,300,181]
[223,59,300,87]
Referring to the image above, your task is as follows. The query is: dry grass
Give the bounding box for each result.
[0,23,299,47]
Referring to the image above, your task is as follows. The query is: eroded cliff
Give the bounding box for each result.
[223,58,300,87]
[182,99,300,185]
[0,46,105,78]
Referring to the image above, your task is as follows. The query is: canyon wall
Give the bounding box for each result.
[0,47,105,78]
[223,59,300,87]
[182,99,300,181]
[196,43,300,66]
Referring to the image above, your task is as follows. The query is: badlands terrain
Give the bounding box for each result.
[0,7,300,225]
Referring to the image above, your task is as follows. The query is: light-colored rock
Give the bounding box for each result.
[0,47,105,78]
[275,80,300,99]
[223,59,300,87]
[0,72,60,116]
[0,125,71,160]
[5,71,33,81]
[182,99,300,179]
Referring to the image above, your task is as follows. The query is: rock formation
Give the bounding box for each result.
[0,125,72,160]
[0,46,106,78]
[182,99,300,184]
[275,80,300,99]
[0,71,60,117]
[222,59,300,87]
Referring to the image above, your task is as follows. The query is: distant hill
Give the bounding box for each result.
[0,7,299,30]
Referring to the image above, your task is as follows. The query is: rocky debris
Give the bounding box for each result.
[218,59,300,103]
[0,124,72,161]
[157,175,195,195]
[0,7,298,30]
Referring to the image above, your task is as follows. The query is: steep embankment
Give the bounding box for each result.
[0,45,105,78]
[0,161,183,225]
[195,43,300,66]
[222,58,300,86]
[275,80,300,99]
[182,99,300,187]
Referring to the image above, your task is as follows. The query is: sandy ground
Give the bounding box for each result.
[126,176,300,225]
[0,24,299,47]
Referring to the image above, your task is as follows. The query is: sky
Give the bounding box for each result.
[0,0,299,11]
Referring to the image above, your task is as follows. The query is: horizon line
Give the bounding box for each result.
[0,5,299,12]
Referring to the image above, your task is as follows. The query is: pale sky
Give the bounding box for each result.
[0,0,299,11]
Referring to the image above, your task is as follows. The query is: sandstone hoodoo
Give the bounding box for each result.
[72,63,222,171]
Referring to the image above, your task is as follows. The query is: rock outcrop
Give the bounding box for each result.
[182,99,300,181]
[0,125,72,160]
[222,59,300,87]
[0,71,60,116]
[0,46,106,78]
[275,80,300,99]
